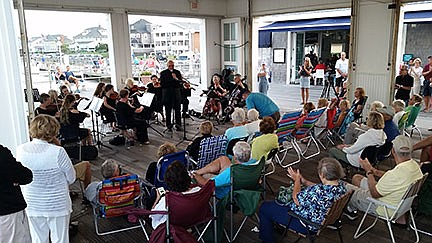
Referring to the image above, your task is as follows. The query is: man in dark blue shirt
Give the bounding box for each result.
[377,106,400,160]
[65,65,83,93]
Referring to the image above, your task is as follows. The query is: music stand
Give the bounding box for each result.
[88,97,112,150]
[320,74,339,100]
[139,93,164,138]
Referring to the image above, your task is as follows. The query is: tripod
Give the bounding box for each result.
[90,111,112,150]
[320,78,339,100]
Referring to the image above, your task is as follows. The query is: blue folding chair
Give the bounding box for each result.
[154,150,191,188]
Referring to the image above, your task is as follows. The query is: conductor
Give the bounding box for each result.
[160,60,183,131]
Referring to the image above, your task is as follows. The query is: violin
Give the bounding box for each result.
[109,91,119,100]
[153,81,161,88]
[130,85,147,92]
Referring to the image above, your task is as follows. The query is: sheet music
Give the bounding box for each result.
[88,97,104,112]
[138,92,155,107]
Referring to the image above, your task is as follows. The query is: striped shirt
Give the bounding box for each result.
[16,139,76,217]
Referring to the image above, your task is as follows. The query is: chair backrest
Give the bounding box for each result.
[97,174,141,218]
[398,111,409,130]
[295,107,326,139]
[60,123,80,141]
[226,136,248,156]
[166,181,215,228]
[320,190,354,228]
[198,135,227,168]
[231,157,265,191]
[360,146,379,166]
[276,110,302,143]
[405,103,421,128]
[391,173,428,220]
[337,107,355,135]
[155,151,190,188]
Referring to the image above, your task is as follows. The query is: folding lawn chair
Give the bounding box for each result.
[195,135,228,169]
[154,150,191,188]
[92,174,148,238]
[274,110,303,168]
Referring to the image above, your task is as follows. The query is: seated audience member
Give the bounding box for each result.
[224,108,249,143]
[242,90,280,122]
[330,99,351,130]
[150,161,201,229]
[344,136,423,223]
[0,145,33,243]
[244,109,261,135]
[295,102,315,130]
[343,100,384,145]
[85,159,121,204]
[259,158,346,243]
[59,94,92,145]
[413,135,432,179]
[55,66,71,91]
[16,115,76,243]
[351,87,367,120]
[116,89,149,145]
[392,99,405,127]
[376,106,400,160]
[251,117,278,160]
[192,142,256,199]
[315,98,329,128]
[145,142,178,185]
[405,94,423,113]
[35,93,57,117]
[329,111,386,168]
[186,121,214,161]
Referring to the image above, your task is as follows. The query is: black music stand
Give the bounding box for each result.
[88,97,112,150]
[138,92,164,138]
[320,75,339,100]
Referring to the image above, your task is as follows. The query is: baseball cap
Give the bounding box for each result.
[377,106,395,117]
[392,135,413,155]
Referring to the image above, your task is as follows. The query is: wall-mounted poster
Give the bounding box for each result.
[273,48,285,64]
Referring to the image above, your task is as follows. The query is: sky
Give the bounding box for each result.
[16,10,202,39]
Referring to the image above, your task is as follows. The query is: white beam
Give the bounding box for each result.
[0,0,29,154]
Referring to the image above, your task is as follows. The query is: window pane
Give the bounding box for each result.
[230,23,237,41]
[224,23,230,41]
[224,47,231,61]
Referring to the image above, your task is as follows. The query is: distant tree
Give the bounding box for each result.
[61,44,72,54]
[95,43,108,53]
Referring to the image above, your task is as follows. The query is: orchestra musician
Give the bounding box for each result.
[201,74,227,118]
[47,89,62,112]
[93,82,106,98]
[147,75,164,120]
[159,60,183,131]
[125,78,146,107]
[116,89,150,145]
[59,94,92,145]
[231,73,248,106]
[99,84,117,131]
[35,93,58,117]
[58,85,70,100]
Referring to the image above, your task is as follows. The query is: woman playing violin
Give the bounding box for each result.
[116,89,150,145]
[125,78,146,107]
[35,93,58,117]
[59,94,92,145]
[100,84,117,130]
[47,89,62,112]
[93,82,106,98]
[147,75,164,116]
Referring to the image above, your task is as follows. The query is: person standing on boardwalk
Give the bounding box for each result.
[258,63,270,95]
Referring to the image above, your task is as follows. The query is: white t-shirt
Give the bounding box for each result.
[150,186,201,229]
[335,58,349,78]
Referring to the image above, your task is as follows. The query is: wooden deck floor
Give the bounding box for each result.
[69,114,432,243]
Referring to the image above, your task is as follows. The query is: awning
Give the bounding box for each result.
[404,10,432,23]
[259,16,350,33]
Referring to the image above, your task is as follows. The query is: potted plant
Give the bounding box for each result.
[140,70,152,84]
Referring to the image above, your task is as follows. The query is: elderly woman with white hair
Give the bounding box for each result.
[244,108,261,135]
[192,141,257,199]
[224,107,249,143]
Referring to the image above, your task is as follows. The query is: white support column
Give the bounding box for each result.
[286,31,292,85]
[291,32,297,83]
[108,10,132,90]
[349,0,402,106]
[251,17,260,92]
[201,18,221,89]
[0,0,29,154]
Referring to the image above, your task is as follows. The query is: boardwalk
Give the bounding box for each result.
[62,80,432,243]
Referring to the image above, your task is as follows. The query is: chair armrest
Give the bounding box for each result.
[127,208,168,216]
[287,210,321,229]
[189,158,198,166]
[367,197,397,210]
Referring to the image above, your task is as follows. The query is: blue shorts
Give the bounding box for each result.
[300,76,310,88]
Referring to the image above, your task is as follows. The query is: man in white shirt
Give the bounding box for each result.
[335,52,349,94]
